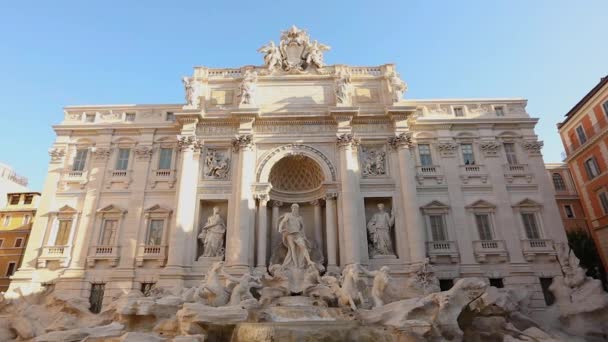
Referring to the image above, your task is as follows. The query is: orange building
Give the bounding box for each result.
[545,163,590,234]
[558,76,608,271]
[0,192,40,292]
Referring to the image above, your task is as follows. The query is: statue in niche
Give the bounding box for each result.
[277,203,315,269]
[362,147,386,177]
[198,206,226,258]
[238,70,257,105]
[204,150,230,179]
[367,203,395,256]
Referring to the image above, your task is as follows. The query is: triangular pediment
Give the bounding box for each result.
[97,204,126,214]
[57,205,77,213]
[421,200,449,209]
[466,199,496,209]
[144,204,172,214]
[513,198,541,208]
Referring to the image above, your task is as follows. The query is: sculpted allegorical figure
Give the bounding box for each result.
[182,76,202,108]
[335,70,352,105]
[204,150,230,179]
[388,72,408,102]
[278,203,315,269]
[367,203,395,256]
[361,266,392,308]
[238,70,257,105]
[304,40,330,69]
[257,41,282,72]
[198,207,226,258]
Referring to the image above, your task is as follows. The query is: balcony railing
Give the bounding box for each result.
[426,241,459,263]
[473,240,508,263]
[459,165,488,183]
[417,165,442,175]
[521,239,556,261]
[504,164,529,174]
[136,244,167,267]
[38,245,71,267]
[87,245,119,267]
[150,169,177,189]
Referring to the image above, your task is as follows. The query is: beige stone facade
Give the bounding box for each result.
[9,27,566,311]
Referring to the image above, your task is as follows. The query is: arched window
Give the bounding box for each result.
[552,173,566,191]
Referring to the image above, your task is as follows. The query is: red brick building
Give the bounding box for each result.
[558,76,608,271]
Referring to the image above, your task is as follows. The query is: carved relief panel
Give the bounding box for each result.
[203,148,231,180]
[360,145,388,177]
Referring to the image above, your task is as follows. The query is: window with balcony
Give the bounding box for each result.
[564,205,575,218]
[5,262,16,277]
[125,112,136,122]
[552,173,566,191]
[599,192,608,215]
[3,216,10,226]
[503,143,518,165]
[584,157,601,180]
[55,220,72,246]
[418,144,433,166]
[24,194,33,204]
[603,101,608,118]
[147,219,164,246]
[429,215,447,241]
[72,149,88,171]
[521,213,541,239]
[141,282,156,296]
[475,214,493,240]
[495,106,504,116]
[461,143,475,165]
[576,125,587,144]
[453,107,464,117]
[99,219,118,245]
[14,238,23,248]
[9,195,20,205]
[115,148,130,170]
[158,148,173,170]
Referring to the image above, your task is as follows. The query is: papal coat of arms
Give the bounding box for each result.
[258,25,330,73]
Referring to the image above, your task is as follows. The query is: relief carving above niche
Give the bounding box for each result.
[203,148,231,180]
[360,145,387,177]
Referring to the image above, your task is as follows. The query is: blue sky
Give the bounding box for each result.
[1,0,606,191]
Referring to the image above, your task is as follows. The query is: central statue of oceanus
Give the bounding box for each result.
[278,203,315,268]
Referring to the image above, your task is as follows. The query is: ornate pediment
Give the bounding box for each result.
[513,198,542,208]
[466,199,496,210]
[144,204,173,214]
[97,204,127,215]
[258,25,330,73]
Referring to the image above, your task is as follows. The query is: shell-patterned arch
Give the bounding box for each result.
[256,144,336,183]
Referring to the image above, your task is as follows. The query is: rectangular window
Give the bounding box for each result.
[603,101,608,118]
[539,278,555,305]
[576,125,587,144]
[89,283,105,314]
[166,112,175,122]
[100,219,118,245]
[584,157,601,180]
[72,149,88,171]
[125,112,136,122]
[495,106,504,116]
[475,214,493,240]
[14,238,23,248]
[3,216,10,226]
[461,144,475,165]
[85,114,95,123]
[147,219,164,245]
[9,195,20,205]
[521,213,541,239]
[552,173,566,191]
[503,143,518,165]
[453,107,464,117]
[439,279,454,291]
[55,220,72,246]
[599,192,608,215]
[429,215,447,241]
[5,262,16,277]
[0,239,3,248]
[564,205,575,218]
[23,215,31,224]
[141,282,156,297]
[24,194,33,204]
[115,148,130,170]
[489,278,504,288]
[158,148,173,170]
[418,144,433,166]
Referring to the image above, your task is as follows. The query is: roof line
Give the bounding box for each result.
[561,75,608,126]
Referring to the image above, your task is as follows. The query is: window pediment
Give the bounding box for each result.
[97,205,127,216]
[466,199,496,211]
[513,198,542,209]
[421,200,450,214]
[144,204,173,215]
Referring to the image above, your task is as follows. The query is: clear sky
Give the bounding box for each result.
[1,0,606,191]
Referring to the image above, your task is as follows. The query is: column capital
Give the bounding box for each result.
[325,192,338,201]
[177,135,203,152]
[134,145,153,161]
[254,192,270,204]
[310,199,321,206]
[232,134,254,152]
[336,133,360,148]
[271,200,283,208]
[388,132,413,150]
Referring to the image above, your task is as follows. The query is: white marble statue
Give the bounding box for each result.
[335,70,352,105]
[367,203,395,256]
[361,265,392,308]
[204,150,230,179]
[198,207,226,258]
[182,76,202,108]
[388,72,407,102]
[238,70,257,105]
[278,203,315,269]
[257,41,282,72]
[198,261,230,306]
[228,273,260,306]
[304,40,330,69]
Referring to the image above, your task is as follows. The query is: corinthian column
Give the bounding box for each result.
[311,200,324,259]
[225,134,256,271]
[390,133,426,262]
[324,193,338,271]
[166,134,202,269]
[336,133,367,265]
[256,194,269,268]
